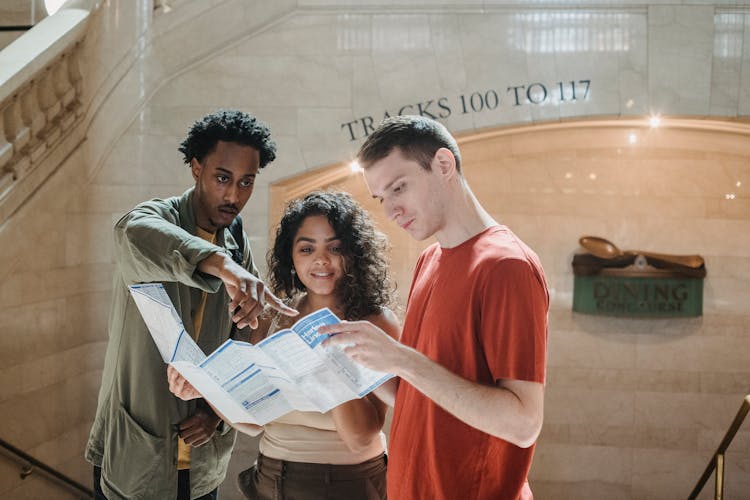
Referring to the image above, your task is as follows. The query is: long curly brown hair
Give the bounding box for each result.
[268,191,393,320]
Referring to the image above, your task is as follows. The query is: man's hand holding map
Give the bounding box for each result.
[129,283,393,425]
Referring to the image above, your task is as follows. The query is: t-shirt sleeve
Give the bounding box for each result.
[479,257,548,384]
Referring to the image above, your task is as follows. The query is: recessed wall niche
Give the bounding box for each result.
[268,117,750,498]
[270,117,750,315]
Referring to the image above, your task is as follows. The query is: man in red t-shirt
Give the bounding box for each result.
[322,115,549,500]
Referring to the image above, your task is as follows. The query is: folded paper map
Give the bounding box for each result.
[129,283,393,425]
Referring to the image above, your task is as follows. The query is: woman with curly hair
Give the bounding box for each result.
[267,190,394,321]
[169,191,399,499]
[242,190,399,499]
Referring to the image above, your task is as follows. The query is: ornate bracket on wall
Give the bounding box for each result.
[572,236,707,318]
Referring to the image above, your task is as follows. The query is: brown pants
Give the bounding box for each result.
[237,453,387,500]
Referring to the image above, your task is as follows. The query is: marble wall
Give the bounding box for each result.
[134,3,750,265]
[463,122,750,499]
[1,1,749,498]
[268,119,750,499]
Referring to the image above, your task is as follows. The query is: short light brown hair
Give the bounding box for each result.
[357,115,461,172]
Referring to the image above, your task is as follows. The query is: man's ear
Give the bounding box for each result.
[190,158,202,181]
[432,147,457,178]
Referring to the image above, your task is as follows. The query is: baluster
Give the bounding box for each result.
[0,100,16,194]
[19,82,47,163]
[4,94,32,177]
[67,43,84,117]
[36,67,62,146]
[5,95,30,152]
[0,98,13,171]
[54,55,76,131]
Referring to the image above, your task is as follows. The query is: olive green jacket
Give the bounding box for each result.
[85,188,257,499]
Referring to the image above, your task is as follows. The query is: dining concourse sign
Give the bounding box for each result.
[572,237,706,318]
[573,273,704,317]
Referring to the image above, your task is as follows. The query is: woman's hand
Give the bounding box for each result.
[167,365,202,400]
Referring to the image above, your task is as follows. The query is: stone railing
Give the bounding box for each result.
[0,6,90,224]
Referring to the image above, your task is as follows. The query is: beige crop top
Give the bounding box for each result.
[258,301,386,464]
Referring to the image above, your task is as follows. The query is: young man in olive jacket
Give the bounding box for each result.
[86,110,296,500]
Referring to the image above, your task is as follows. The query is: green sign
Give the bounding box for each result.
[573,275,703,317]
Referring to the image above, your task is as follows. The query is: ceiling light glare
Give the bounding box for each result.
[44,0,66,15]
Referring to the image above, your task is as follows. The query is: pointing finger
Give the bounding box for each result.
[257,281,266,308]
[264,289,299,316]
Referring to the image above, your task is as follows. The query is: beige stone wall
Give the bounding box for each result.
[462,122,750,499]
[269,119,750,499]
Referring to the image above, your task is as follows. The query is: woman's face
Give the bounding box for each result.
[291,215,345,298]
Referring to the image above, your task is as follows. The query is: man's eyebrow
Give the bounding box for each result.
[216,167,255,178]
[371,177,402,199]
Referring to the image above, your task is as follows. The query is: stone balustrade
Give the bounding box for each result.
[0,7,89,223]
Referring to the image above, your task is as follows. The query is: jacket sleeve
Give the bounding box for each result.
[114,200,225,292]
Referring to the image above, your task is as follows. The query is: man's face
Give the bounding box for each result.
[363,148,446,242]
[192,140,260,232]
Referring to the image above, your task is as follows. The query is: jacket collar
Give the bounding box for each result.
[178,187,240,252]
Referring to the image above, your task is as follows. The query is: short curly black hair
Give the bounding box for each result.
[268,191,393,321]
[178,109,277,168]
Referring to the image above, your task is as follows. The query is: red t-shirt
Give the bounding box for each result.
[387,226,549,500]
